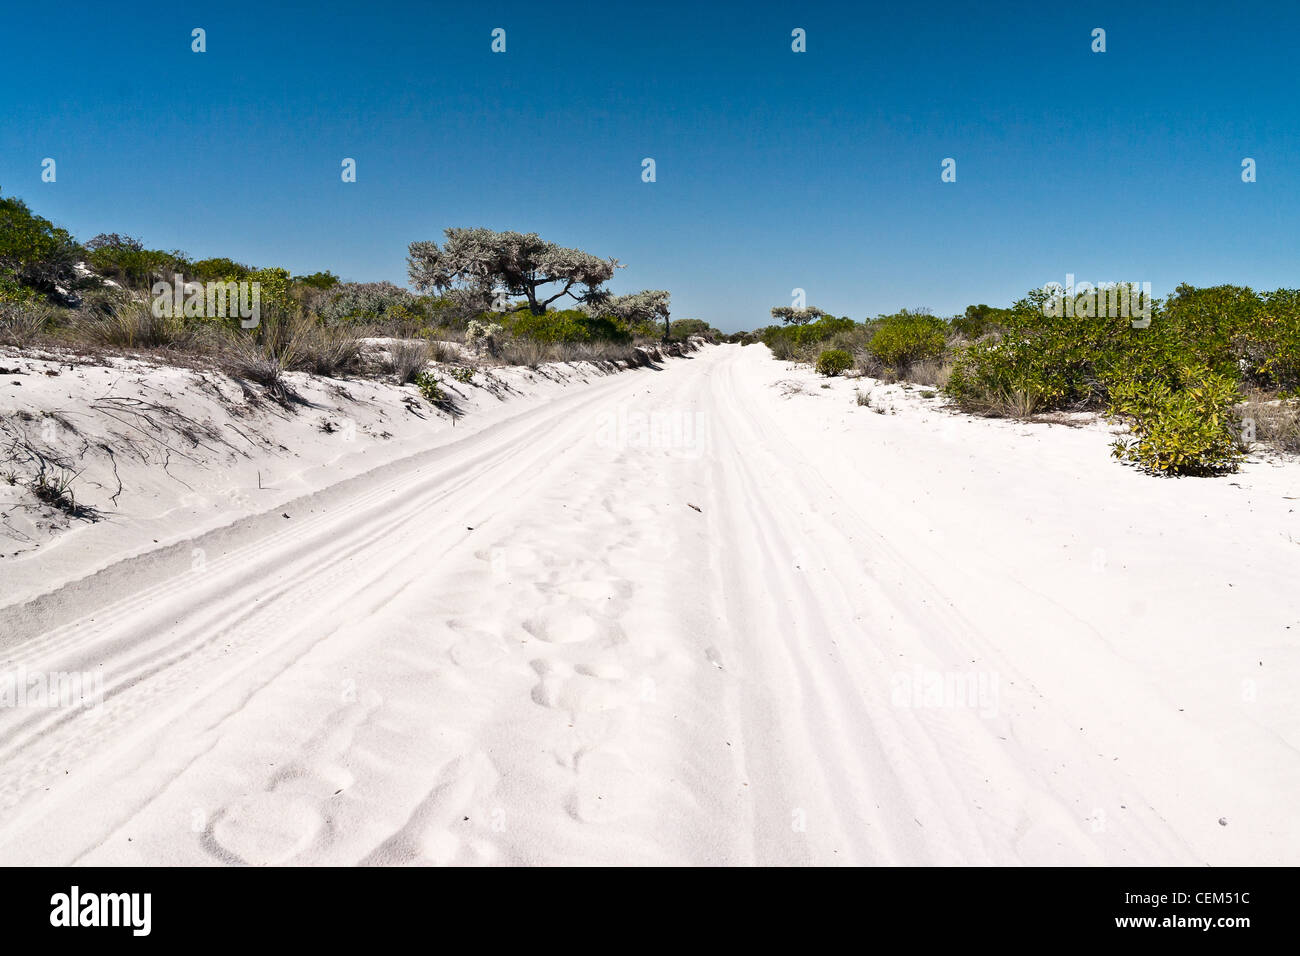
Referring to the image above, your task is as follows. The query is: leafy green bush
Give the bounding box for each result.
[950,304,1011,339]
[415,370,444,403]
[668,318,717,340]
[761,315,857,359]
[1109,367,1244,475]
[945,289,1142,413]
[0,193,81,298]
[815,348,852,377]
[868,311,948,370]
[1246,289,1300,392]
[84,234,189,289]
[294,271,340,290]
[504,308,630,344]
[449,365,475,384]
[187,257,253,282]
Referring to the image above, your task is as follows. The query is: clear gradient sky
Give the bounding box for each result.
[2,0,1297,330]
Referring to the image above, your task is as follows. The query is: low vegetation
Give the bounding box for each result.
[815,349,852,377]
[0,193,702,416]
[747,283,1300,475]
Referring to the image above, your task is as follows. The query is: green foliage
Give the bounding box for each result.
[761,315,857,358]
[448,365,475,384]
[951,303,1011,339]
[1109,367,1244,475]
[188,257,253,282]
[815,348,853,377]
[867,311,947,370]
[294,270,340,290]
[593,290,672,339]
[0,193,81,297]
[1254,289,1300,392]
[244,267,291,314]
[504,308,631,344]
[84,234,188,289]
[0,276,41,304]
[945,288,1146,412]
[414,370,444,403]
[942,283,1298,475]
[668,318,715,340]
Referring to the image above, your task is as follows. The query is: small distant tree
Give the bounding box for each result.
[599,290,672,340]
[669,318,716,340]
[408,228,619,315]
[771,305,826,326]
[294,270,340,290]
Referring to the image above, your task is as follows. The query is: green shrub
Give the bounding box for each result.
[415,370,444,403]
[1109,367,1244,475]
[816,348,852,377]
[950,304,1011,339]
[294,271,340,290]
[187,257,253,282]
[945,289,1145,413]
[668,318,717,340]
[504,308,631,344]
[868,311,948,370]
[449,365,475,384]
[1248,289,1300,392]
[84,234,189,289]
[761,315,857,359]
[0,193,81,298]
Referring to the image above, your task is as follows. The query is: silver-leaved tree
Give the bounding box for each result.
[407,228,619,315]
[770,306,825,326]
[595,290,673,341]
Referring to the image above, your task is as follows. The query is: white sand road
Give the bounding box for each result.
[0,343,1297,865]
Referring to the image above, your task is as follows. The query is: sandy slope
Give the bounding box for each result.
[0,343,1297,865]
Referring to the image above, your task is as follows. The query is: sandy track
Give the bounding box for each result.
[0,344,1296,865]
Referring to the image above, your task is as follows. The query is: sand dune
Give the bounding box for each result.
[1,343,1297,865]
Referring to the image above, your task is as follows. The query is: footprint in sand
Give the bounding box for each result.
[530,659,630,713]
[207,795,325,865]
[521,604,609,645]
[446,620,509,668]
[358,751,501,866]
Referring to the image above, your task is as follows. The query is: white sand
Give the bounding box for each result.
[0,343,1297,865]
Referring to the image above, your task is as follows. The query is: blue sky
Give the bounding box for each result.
[2,0,1297,331]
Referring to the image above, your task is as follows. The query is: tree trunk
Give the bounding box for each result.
[526,287,544,315]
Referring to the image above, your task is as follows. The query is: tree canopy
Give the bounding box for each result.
[597,290,672,339]
[408,228,619,315]
[771,305,826,326]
